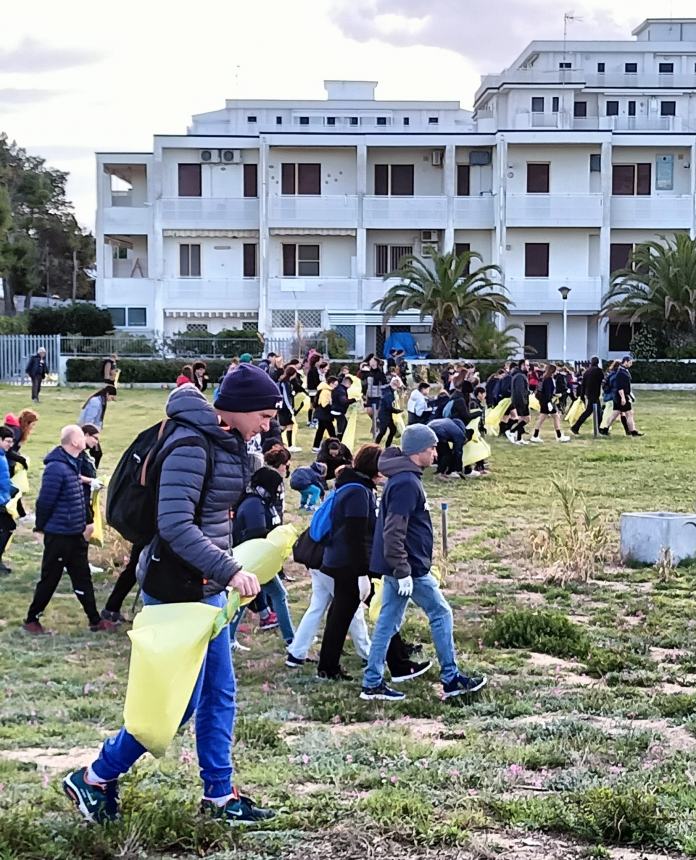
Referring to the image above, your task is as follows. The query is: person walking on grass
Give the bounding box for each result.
[600,355,644,438]
[530,364,571,444]
[311,376,338,452]
[0,427,18,575]
[25,346,48,402]
[375,376,403,447]
[506,359,532,445]
[22,425,114,635]
[571,356,604,436]
[407,382,432,425]
[63,366,282,825]
[277,365,302,452]
[361,425,488,702]
[330,374,354,441]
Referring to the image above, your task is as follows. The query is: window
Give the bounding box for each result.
[375,244,413,275]
[552,97,560,112]
[656,154,674,190]
[326,116,336,126]
[428,116,439,124]
[625,62,638,73]
[127,307,147,327]
[527,163,550,193]
[559,62,572,69]
[107,307,126,327]
[243,243,257,277]
[454,242,471,275]
[610,243,633,273]
[298,310,322,328]
[242,321,258,332]
[403,117,410,126]
[179,244,201,277]
[247,115,257,123]
[272,309,322,328]
[574,100,587,117]
[589,153,601,172]
[282,243,320,277]
[299,116,309,125]
[612,163,651,195]
[377,117,387,126]
[531,97,544,113]
[525,243,550,277]
[597,62,605,72]
[281,163,321,195]
[186,323,208,333]
[243,163,257,197]
[660,100,676,116]
[374,163,414,196]
[659,62,674,73]
[628,100,636,116]
[178,163,201,197]
[113,246,128,260]
[456,164,470,196]
[334,324,356,350]
[609,323,638,352]
[350,117,359,126]
[606,100,619,116]
[276,116,283,125]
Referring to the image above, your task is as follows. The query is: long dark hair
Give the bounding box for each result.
[279,365,298,384]
[83,385,117,410]
[543,363,557,380]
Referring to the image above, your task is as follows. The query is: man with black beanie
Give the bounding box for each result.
[571,357,604,436]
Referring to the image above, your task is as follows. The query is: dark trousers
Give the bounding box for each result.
[573,397,600,432]
[26,533,100,626]
[313,419,335,449]
[104,542,144,614]
[436,441,451,474]
[376,417,397,447]
[30,375,43,401]
[334,414,348,440]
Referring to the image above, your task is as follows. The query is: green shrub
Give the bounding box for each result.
[28,303,114,336]
[317,329,349,359]
[630,360,696,383]
[0,313,28,333]
[483,608,590,659]
[584,647,650,679]
[654,693,696,718]
[66,358,231,384]
[234,716,287,750]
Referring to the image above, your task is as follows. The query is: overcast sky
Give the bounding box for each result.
[2,0,695,229]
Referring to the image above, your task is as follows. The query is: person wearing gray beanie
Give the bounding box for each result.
[400,423,438,457]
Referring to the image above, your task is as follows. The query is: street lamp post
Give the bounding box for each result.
[558,285,571,363]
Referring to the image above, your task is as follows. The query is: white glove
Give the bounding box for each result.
[358,576,371,603]
[397,575,413,598]
[89,479,104,492]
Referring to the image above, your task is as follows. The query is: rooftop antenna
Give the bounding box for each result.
[562,11,582,78]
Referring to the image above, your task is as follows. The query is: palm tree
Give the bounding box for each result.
[601,234,696,337]
[374,248,512,358]
[462,318,521,359]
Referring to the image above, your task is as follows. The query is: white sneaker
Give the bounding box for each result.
[288,446,303,453]
[518,439,530,445]
[464,470,481,478]
[505,430,516,444]
[232,639,251,652]
[557,434,571,443]
[529,436,543,444]
[89,564,105,574]
[311,447,320,453]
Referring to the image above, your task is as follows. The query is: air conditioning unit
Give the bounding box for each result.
[200,149,220,163]
[421,241,439,256]
[470,150,492,166]
[421,230,440,243]
[431,150,443,166]
[220,149,242,164]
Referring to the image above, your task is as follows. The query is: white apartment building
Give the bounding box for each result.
[96,18,696,359]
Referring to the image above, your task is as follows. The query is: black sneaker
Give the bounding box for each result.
[443,673,488,699]
[100,609,126,624]
[631,430,644,437]
[598,427,609,436]
[285,653,305,668]
[360,682,406,702]
[402,642,423,658]
[317,666,353,681]
[391,660,432,684]
[0,563,11,576]
[63,767,120,824]
[200,789,275,824]
[570,427,580,436]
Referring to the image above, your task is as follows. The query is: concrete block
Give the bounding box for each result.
[620,512,696,565]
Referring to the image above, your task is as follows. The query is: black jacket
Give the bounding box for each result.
[321,468,376,576]
[581,366,604,401]
[26,354,48,379]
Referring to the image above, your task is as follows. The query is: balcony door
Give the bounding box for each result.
[524,324,548,359]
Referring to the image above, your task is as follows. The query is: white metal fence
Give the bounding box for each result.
[0,335,61,384]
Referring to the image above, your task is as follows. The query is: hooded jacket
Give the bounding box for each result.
[427,418,466,444]
[0,450,13,508]
[314,381,334,421]
[35,446,87,535]
[137,384,251,601]
[289,463,327,494]
[510,367,529,412]
[370,447,433,580]
[321,467,376,574]
[330,383,351,416]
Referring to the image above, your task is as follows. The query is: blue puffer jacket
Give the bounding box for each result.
[136,384,252,597]
[35,446,87,535]
[0,451,13,508]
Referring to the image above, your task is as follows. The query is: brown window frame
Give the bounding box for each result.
[178,163,201,197]
[179,243,201,277]
[456,164,470,196]
[526,163,550,194]
[374,163,414,196]
[524,243,550,277]
[281,163,321,195]
[612,163,651,195]
[243,163,258,198]
[243,243,257,277]
[282,243,320,277]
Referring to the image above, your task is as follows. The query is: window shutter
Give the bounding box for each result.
[178,164,201,197]
[612,164,635,195]
[455,242,471,276]
[391,164,414,196]
[243,164,258,197]
[525,243,549,277]
[281,163,296,195]
[374,164,389,195]
[282,244,296,276]
[610,243,633,273]
[636,163,651,195]
[243,243,257,277]
[375,244,388,276]
[190,244,201,277]
[527,163,550,193]
[456,164,470,196]
[298,163,321,194]
[179,244,189,277]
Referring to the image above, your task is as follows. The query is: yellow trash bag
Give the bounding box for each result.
[10,462,30,496]
[462,418,492,468]
[368,565,443,623]
[5,492,21,520]
[123,524,296,756]
[529,394,540,412]
[90,488,105,547]
[600,401,613,429]
[484,397,511,433]
[113,369,121,387]
[565,398,585,426]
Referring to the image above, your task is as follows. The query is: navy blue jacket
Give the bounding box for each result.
[25,354,48,379]
[233,493,282,544]
[35,446,87,535]
[428,418,466,444]
[330,384,351,416]
[378,387,401,422]
[322,469,376,573]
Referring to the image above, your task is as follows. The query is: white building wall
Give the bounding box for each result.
[267,235,355,278]
[506,145,598,193]
[268,147,357,194]
[505,228,591,278]
[366,148,444,195]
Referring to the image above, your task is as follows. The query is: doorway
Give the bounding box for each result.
[524,324,548,359]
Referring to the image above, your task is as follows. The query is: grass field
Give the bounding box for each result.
[1,384,696,859]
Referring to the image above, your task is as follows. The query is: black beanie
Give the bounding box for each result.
[214,365,282,413]
[250,466,284,498]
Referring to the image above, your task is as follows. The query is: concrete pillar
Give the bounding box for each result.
[151,146,166,337]
[691,139,696,240]
[597,137,613,358]
[356,144,367,331]
[494,135,507,280]
[258,137,270,334]
[443,143,456,253]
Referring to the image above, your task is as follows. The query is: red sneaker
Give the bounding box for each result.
[89,619,119,633]
[259,612,279,631]
[22,621,51,635]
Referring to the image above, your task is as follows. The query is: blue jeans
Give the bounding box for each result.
[92,591,236,798]
[363,573,458,688]
[300,486,321,508]
[228,574,295,645]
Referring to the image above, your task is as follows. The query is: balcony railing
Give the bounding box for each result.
[363,196,447,228]
[453,195,496,228]
[611,195,694,229]
[505,277,602,314]
[267,195,358,228]
[162,278,260,310]
[160,198,259,230]
[506,193,603,227]
[102,205,151,234]
[267,277,358,310]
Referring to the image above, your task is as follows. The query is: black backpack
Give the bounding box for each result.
[106,419,214,545]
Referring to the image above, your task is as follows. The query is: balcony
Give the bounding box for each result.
[475,69,585,102]
[585,72,696,89]
[102,205,151,234]
[267,277,358,310]
[505,277,602,314]
[363,277,401,310]
[267,195,358,229]
[160,198,259,230]
[99,278,156,306]
[507,194,603,227]
[611,195,693,229]
[363,196,447,229]
[162,278,260,311]
[572,116,693,132]
[453,195,496,228]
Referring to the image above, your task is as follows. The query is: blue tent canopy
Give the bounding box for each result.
[382,332,426,360]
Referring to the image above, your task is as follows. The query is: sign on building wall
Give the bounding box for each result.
[655,155,674,190]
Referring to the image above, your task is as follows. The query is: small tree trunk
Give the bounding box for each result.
[2,272,16,316]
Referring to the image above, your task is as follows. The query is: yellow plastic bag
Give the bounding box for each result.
[529,394,540,412]
[90,488,105,547]
[601,401,613,429]
[484,397,511,433]
[5,493,21,520]
[565,398,585,426]
[113,369,121,387]
[123,524,296,756]
[462,418,492,468]
[369,565,443,623]
[10,463,29,496]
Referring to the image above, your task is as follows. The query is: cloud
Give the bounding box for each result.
[330,0,625,69]
[0,37,101,73]
[0,88,63,107]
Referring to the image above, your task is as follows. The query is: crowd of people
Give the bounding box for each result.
[0,345,645,826]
